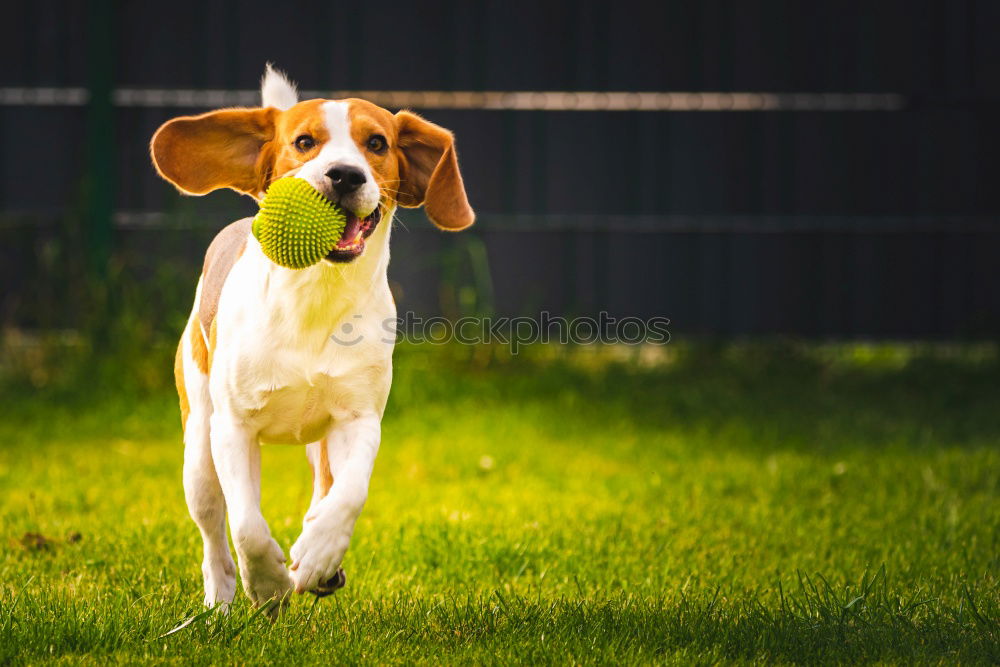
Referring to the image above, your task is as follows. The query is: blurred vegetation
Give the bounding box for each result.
[1,210,209,395]
[0,208,504,396]
[1,225,997,395]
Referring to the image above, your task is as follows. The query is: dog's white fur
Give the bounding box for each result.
[181,70,396,608]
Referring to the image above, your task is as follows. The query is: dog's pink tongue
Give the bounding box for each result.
[337,216,361,248]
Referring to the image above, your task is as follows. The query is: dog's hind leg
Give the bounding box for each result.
[304,439,333,524]
[178,321,237,609]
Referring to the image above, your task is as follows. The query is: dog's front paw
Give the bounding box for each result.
[289,528,350,594]
[311,567,346,597]
[239,538,293,614]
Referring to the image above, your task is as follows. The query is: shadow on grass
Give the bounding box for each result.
[389,341,1000,455]
[1,341,999,456]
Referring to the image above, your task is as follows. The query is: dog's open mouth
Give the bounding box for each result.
[325,207,382,263]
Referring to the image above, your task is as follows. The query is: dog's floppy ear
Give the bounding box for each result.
[394,110,474,231]
[150,107,277,197]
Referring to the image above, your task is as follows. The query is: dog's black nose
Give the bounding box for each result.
[326,165,367,195]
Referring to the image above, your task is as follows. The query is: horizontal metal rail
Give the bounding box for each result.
[0,87,906,111]
[2,211,997,233]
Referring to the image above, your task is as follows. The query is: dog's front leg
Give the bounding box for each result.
[210,412,292,610]
[289,414,381,594]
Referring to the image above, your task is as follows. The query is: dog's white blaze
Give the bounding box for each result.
[293,101,380,218]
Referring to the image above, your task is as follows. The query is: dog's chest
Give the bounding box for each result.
[210,243,394,443]
[228,333,390,444]
[250,375,339,445]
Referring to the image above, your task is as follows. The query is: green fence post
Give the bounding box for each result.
[85,0,114,275]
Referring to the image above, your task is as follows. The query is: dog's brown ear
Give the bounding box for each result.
[150,107,277,197]
[394,110,474,231]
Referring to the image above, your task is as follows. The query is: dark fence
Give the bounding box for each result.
[2,0,999,337]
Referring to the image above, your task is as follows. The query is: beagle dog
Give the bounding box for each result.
[150,65,473,610]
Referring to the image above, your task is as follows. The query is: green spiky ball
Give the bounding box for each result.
[252,177,347,269]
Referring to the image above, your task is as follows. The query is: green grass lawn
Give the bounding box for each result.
[0,343,998,664]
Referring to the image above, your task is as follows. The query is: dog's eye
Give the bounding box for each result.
[294,135,316,152]
[366,134,387,154]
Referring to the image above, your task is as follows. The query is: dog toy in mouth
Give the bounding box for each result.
[252,177,347,269]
